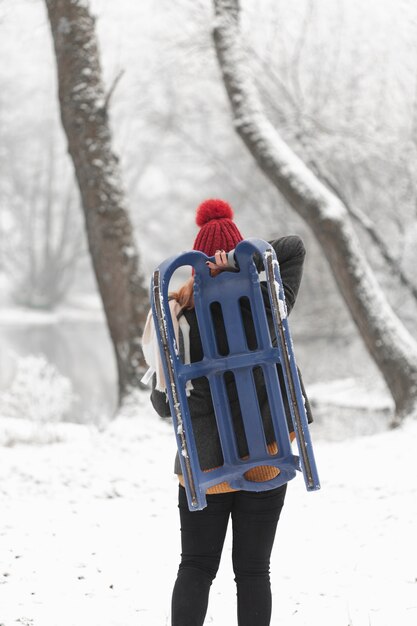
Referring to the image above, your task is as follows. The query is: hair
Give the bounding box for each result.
[169,276,195,310]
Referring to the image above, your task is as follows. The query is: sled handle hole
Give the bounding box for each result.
[238,296,258,351]
[210,301,230,356]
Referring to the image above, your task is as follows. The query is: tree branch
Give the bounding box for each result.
[104,69,125,111]
[212,0,417,419]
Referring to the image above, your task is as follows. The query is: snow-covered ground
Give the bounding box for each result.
[0,390,416,626]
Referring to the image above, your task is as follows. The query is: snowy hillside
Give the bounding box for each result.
[0,392,416,626]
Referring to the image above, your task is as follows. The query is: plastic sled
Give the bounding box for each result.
[151,238,320,511]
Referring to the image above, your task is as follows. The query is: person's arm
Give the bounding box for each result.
[267,236,306,315]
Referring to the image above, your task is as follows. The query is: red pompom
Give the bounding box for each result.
[195,199,234,226]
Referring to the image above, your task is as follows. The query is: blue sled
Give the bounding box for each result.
[151,238,320,511]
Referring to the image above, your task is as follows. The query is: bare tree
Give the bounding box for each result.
[45,0,149,402]
[1,140,86,309]
[212,0,417,423]
[247,5,417,306]
[312,165,417,303]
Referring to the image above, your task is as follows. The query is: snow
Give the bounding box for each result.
[0,356,76,425]
[309,377,394,412]
[0,300,105,327]
[0,391,416,626]
[276,281,288,319]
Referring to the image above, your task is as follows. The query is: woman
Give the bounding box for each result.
[143,198,312,626]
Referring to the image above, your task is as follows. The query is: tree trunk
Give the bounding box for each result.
[45,0,149,403]
[212,0,417,422]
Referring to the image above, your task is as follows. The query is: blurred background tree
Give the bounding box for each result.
[1,0,416,422]
[212,0,417,422]
[0,135,85,309]
[45,0,149,401]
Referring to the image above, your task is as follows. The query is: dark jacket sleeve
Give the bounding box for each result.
[259,235,306,315]
[150,373,171,418]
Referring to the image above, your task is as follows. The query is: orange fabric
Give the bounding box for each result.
[178,433,296,495]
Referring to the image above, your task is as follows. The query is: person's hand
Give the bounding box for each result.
[206,249,229,276]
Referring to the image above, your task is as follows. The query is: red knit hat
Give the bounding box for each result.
[193,199,244,256]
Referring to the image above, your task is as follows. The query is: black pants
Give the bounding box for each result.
[171,483,287,626]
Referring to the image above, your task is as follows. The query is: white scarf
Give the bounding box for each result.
[141,300,193,394]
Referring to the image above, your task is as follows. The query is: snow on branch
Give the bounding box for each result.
[212,0,345,224]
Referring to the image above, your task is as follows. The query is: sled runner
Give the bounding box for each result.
[151,238,320,511]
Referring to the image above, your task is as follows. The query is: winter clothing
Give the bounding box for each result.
[171,483,287,626]
[142,299,193,393]
[192,198,244,257]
